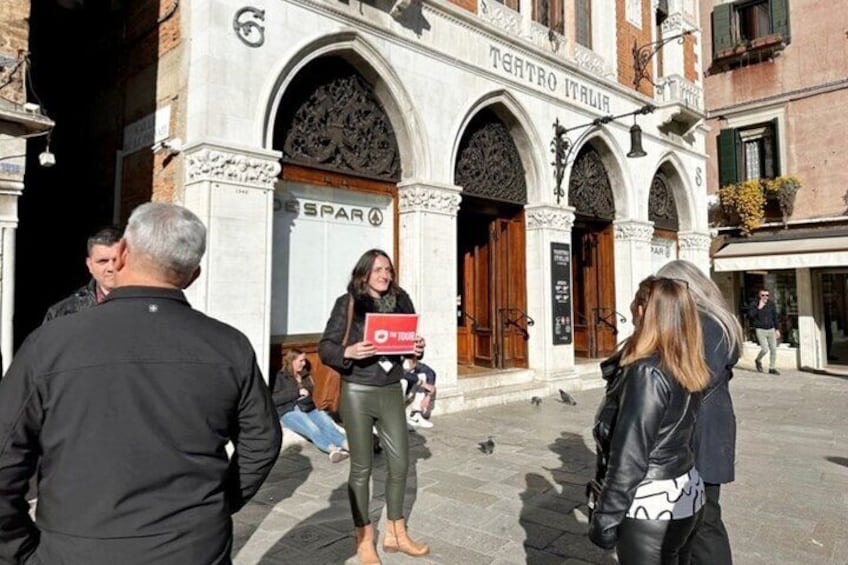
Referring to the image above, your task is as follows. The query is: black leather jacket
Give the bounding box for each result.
[43,279,99,323]
[318,290,416,387]
[589,356,700,549]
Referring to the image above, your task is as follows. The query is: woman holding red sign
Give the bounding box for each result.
[319,249,427,565]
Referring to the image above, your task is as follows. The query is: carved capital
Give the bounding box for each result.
[614,221,654,243]
[526,205,575,232]
[184,144,281,189]
[397,183,462,216]
[677,231,712,251]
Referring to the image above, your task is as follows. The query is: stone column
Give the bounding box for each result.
[181,141,282,380]
[677,231,711,273]
[525,204,577,383]
[796,267,818,369]
[397,181,462,411]
[613,220,654,339]
[0,179,21,371]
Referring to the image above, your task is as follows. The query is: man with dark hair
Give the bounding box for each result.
[0,203,282,564]
[43,227,122,322]
[747,288,781,375]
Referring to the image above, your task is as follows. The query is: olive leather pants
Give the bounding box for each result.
[340,381,409,527]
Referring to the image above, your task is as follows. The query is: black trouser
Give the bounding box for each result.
[690,484,732,565]
[339,381,409,527]
[616,509,703,565]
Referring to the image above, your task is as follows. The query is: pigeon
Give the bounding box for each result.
[478,436,495,455]
[558,389,577,406]
[531,396,542,406]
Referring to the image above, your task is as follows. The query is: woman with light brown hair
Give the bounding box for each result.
[589,276,708,564]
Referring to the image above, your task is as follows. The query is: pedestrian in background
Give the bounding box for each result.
[658,260,743,564]
[273,348,350,462]
[319,248,428,564]
[0,203,281,564]
[43,226,121,322]
[589,276,708,564]
[746,287,780,374]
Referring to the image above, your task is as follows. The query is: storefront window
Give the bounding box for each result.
[741,270,798,346]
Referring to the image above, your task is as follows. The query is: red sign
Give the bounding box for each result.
[363,313,419,354]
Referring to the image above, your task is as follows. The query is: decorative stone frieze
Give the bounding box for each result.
[478,0,522,36]
[398,183,462,216]
[677,231,712,252]
[614,220,654,243]
[573,44,611,79]
[184,145,281,189]
[526,205,575,232]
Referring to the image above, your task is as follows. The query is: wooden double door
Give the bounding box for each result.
[572,221,618,358]
[457,199,529,370]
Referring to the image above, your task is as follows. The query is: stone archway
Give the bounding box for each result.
[569,145,617,358]
[455,108,529,370]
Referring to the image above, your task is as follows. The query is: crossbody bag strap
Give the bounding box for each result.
[341,294,354,347]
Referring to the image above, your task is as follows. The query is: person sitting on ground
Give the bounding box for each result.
[401,357,436,429]
[272,349,350,463]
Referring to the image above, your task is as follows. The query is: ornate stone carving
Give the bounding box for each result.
[573,44,609,78]
[526,207,575,231]
[186,148,281,188]
[614,221,654,242]
[479,0,522,36]
[279,63,400,181]
[398,185,462,216]
[569,146,614,220]
[678,231,712,251]
[455,110,527,205]
[649,174,679,231]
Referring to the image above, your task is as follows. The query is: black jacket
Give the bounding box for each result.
[696,315,740,484]
[42,279,99,323]
[0,286,282,565]
[589,357,699,549]
[271,369,315,416]
[318,291,415,387]
[747,300,778,330]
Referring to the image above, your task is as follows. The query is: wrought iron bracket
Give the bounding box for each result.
[233,7,266,48]
[632,30,695,90]
[550,104,656,205]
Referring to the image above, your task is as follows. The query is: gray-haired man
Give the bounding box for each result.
[0,203,282,564]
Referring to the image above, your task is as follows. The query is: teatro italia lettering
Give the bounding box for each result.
[488,45,611,114]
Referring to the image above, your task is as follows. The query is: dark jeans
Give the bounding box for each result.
[690,483,732,565]
[616,509,703,565]
[339,381,409,527]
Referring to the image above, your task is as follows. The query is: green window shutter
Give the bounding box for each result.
[718,128,740,187]
[770,0,791,44]
[770,118,781,176]
[712,4,734,59]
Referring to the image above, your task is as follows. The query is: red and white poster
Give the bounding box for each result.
[363,313,419,355]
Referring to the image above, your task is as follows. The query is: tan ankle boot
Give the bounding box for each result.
[355,524,381,565]
[383,518,429,557]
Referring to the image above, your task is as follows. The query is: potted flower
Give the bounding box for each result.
[765,175,802,223]
[719,179,766,235]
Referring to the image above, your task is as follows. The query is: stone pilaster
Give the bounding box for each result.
[181,140,282,380]
[0,179,22,371]
[613,219,654,339]
[397,181,462,406]
[525,204,577,382]
[796,268,818,369]
[677,230,712,273]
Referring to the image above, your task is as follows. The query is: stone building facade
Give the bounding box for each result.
[0,0,52,369]
[21,0,711,410]
[702,0,848,371]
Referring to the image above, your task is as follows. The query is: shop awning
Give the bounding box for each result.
[713,236,848,271]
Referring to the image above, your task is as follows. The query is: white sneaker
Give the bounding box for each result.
[407,412,433,429]
[329,448,349,463]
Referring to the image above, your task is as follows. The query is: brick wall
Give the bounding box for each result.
[0,0,30,104]
[446,0,477,12]
[683,34,698,82]
[616,0,654,96]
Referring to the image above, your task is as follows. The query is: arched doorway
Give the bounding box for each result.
[569,145,617,358]
[269,56,401,372]
[455,109,529,372]
[649,169,679,271]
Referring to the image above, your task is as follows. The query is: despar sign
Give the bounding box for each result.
[363,313,419,355]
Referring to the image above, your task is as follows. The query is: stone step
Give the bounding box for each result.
[456,368,536,393]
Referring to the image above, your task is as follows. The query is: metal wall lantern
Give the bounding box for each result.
[550,104,655,204]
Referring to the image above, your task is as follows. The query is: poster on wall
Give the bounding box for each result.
[551,242,572,345]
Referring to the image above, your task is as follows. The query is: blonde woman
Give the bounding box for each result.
[589,277,709,564]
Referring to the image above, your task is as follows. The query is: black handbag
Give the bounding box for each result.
[297,395,316,412]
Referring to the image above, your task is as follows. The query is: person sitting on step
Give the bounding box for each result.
[401,357,436,429]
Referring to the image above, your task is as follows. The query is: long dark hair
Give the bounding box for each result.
[346,248,400,298]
